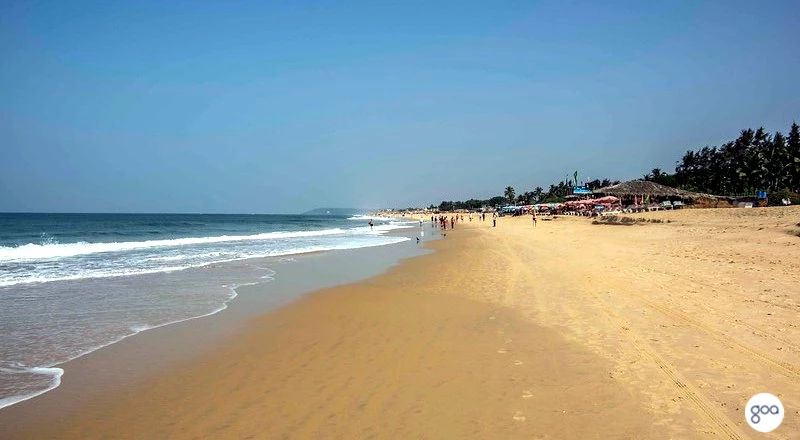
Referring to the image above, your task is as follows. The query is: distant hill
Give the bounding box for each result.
[301,208,374,216]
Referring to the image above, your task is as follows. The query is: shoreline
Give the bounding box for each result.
[2,217,658,439]
[0,213,420,413]
[0,224,434,432]
[3,207,799,438]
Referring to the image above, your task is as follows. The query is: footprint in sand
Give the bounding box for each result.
[497,348,507,354]
[512,411,526,422]
[513,360,524,366]
[489,316,496,320]
[522,390,533,399]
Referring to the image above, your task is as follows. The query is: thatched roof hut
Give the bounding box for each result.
[594,180,710,200]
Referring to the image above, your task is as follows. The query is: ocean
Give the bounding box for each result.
[0,212,415,409]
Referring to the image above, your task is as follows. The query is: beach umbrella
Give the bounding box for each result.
[595,196,620,203]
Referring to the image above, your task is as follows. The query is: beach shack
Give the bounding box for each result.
[593,180,708,212]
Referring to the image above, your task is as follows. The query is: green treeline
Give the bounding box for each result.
[431,121,800,211]
[432,179,621,211]
[649,122,800,196]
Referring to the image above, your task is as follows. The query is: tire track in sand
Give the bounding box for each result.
[629,281,800,381]
[477,223,749,437]
[586,289,749,440]
[639,263,800,354]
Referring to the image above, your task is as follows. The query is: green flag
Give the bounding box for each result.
[574,171,578,186]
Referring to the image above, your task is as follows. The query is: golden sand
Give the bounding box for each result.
[5,207,800,439]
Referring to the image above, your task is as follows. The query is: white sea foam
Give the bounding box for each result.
[0,235,411,287]
[347,215,405,221]
[0,228,347,262]
[0,367,63,410]
[0,283,242,410]
[351,224,414,233]
[142,254,202,262]
[347,215,418,225]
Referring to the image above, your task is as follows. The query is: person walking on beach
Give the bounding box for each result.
[492,212,497,227]
[531,210,537,227]
[419,216,424,227]
[368,219,374,231]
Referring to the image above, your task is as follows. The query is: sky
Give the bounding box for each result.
[1,0,799,213]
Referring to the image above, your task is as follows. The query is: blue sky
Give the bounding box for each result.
[2,0,799,213]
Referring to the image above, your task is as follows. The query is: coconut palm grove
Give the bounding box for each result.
[433,121,800,211]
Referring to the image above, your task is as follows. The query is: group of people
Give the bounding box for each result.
[430,214,459,230]
[424,211,507,229]
[376,210,538,237]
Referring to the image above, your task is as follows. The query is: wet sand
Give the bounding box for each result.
[4,207,800,439]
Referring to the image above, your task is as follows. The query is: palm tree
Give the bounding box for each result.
[545,184,557,201]
[671,122,800,195]
[788,122,800,192]
[676,150,700,191]
[524,191,534,204]
[644,168,664,183]
[756,132,790,191]
[504,186,516,205]
[533,187,544,203]
[731,129,755,193]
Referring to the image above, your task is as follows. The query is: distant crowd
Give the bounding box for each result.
[428,211,502,229]
[374,209,547,233]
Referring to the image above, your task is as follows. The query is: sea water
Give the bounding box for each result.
[0,213,413,409]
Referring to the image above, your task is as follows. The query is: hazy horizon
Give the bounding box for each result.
[2,1,799,214]
[0,208,381,215]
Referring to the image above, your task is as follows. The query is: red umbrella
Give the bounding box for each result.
[594,196,620,204]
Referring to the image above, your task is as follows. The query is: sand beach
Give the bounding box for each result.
[4,1,799,438]
[2,207,799,439]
